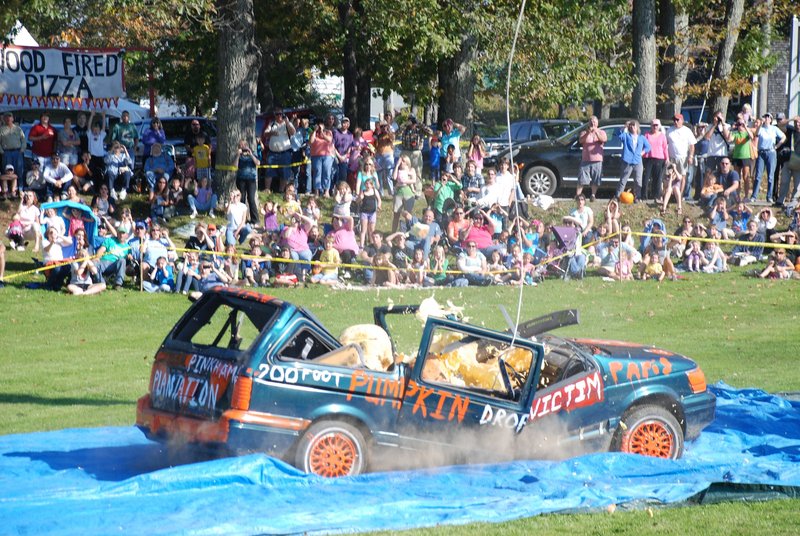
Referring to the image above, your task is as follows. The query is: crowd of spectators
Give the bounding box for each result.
[1,106,799,292]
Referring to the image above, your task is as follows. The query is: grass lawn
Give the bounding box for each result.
[0,275,798,534]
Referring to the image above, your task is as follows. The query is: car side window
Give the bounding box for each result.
[420,327,534,402]
[603,127,622,150]
[529,125,544,141]
[279,329,334,361]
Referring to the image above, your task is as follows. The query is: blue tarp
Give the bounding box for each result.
[1,383,799,535]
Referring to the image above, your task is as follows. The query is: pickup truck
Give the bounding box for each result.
[136,287,716,477]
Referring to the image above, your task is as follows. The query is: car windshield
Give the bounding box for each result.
[554,122,588,145]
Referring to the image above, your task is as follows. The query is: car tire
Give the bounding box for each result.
[522,166,558,196]
[295,420,368,477]
[613,404,684,460]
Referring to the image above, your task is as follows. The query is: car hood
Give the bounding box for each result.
[572,337,697,369]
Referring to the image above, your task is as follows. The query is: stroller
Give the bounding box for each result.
[544,225,586,280]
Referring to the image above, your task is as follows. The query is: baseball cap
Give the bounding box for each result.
[673,113,684,121]
[4,164,13,172]
[763,112,773,119]
[135,221,147,230]
[776,112,786,121]
[207,223,217,231]
[342,116,350,123]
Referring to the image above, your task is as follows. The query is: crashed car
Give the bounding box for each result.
[136,288,716,477]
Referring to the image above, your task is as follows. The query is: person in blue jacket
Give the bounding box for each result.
[616,120,652,199]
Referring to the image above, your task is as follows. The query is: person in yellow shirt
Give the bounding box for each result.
[310,235,341,286]
[192,133,212,182]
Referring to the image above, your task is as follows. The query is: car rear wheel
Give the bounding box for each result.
[295,420,368,477]
[614,405,684,459]
[521,166,558,196]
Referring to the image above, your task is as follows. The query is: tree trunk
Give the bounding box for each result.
[437,32,477,130]
[710,0,745,117]
[658,0,689,118]
[632,0,657,122]
[215,0,260,196]
[356,71,371,129]
[339,0,359,127]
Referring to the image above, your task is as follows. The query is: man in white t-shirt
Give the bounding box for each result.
[704,110,731,172]
[43,154,73,201]
[666,114,697,196]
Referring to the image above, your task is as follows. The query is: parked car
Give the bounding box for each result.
[136,288,715,477]
[483,119,582,167]
[134,116,217,166]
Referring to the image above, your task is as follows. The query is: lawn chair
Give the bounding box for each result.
[547,225,585,280]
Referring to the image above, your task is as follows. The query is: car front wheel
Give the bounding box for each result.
[521,166,558,196]
[295,420,368,477]
[613,404,684,460]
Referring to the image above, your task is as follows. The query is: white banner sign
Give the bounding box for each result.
[0,46,126,108]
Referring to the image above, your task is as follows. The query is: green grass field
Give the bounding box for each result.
[1,275,798,534]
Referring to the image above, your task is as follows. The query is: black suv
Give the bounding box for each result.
[499,119,641,196]
[483,119,581,167]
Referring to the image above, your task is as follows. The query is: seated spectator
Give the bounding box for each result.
[242,235,271,287]
[1,164,18,199]
[699,169,723,210]
[731,220,765,265]
[758,248,796,279]
[428,244,452,286]
[331,214,359,265]
[150,177,169,222]
[432,173,461,223]
[43,154,74,201]
[15,191,42,251]
[708,197,734,239]
[177,251,201,294]
[715,157,740,206]
[189,261,231,299]
[756,207,777,241]
[188,176,218,220]
[25,161,47,201]
[643,254,666,281]
[372,251,399,287]
[164,176,184,220]
[683,240,705,272]
[403,208,442,258]
[144,143,175,191]
[728,200,753,235]
[310,234,341,286]
[569,194,594,239]
[226,190,252,246]
[41,226,73,290]
[455,241,492,286]
[91,184,117,222]
[71,152,96,193]
[274,246,298,286]
[701,238,728,273]
[638,232,675,280]
[95,219,129,289]
[66,249,106,296]
[221,244,240,285]
[104,141,133,200]
[141,224,173,274]
[143,256,175,292]
[387,232,411,283]
[408,246,431,286]
[460,209,498,258]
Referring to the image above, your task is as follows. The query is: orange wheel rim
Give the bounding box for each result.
[308,432,358,477]
[623,421,674,458]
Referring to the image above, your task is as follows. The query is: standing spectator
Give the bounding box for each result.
[642,119,668,201]
[615,120,651,199]
[399,116,432,183]
[689,123,709,200]
[56,118,80,168]
[729,118,754,199]
[191,133,212,183]
[87,111,108,181]
[111,111,139,169]
[466,134,487,175]
[290,115,311,193]
[391,155,418,232]
[374,121,396,197]
[104,141,133,200]
[309,117,335,197]
[332,116,353,186]
[715,157,741,205]
[263,108,297,192]
[666,113,697,202]
[577,115,607,201]
[432,173,461,223]
[144,143,175,191]
[0,113,26,185]
[140,118,166,160]
[235,139,260,224]
[461,160,484,203]
[74,113,89,155]
[429,135,441,182]
[775,115,800,209]
[439,118,467,168]
[43,154,74,201]
[660,162,684,216]
[184,119,212,155]
[28,113,57,168]
[751,113,785,203]
[704,111,732,173]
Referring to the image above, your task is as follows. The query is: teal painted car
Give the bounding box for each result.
[136,287,716,477]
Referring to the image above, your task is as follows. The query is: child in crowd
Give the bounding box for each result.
[164,176,184,220]
[702,239,728,273]
[261,200,280,233]
[429,136,441,181]
[118,207,135,235]
[372,252,399,287]
[192,133,212,182]
[487,249,506,284]
[40,208,66,238]
[144,256,175,292]
[408,246,430,286]
[177,251,201,294]
[358,178,381,247]
[356,158,379,193]
[644,255,665,281]
[189,176,217,219]
[303,196,321,224]
[333,181,353,218]
[242,236,271,287]
[429,244,451,286]
[274,246,299,286]
[521,252,537,285]
[6,215,25,251]
[26,161,47,201]
[616,251,634,281]
[281,187,302,223]
[684,240,704,272]
[0,165,18,199]
[309,235,341,286]
[67,248,105,295]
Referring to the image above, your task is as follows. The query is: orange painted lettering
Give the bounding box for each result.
[659,357,672,375]
[346,370,369,401]
[626,362,641,381]
[412,385,434,417]
[610,361,623,383]
[448,394,470,423]
[430,391,451,420]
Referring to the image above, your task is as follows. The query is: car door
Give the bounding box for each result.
[600,125,624,185]
[394,318,544,461]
